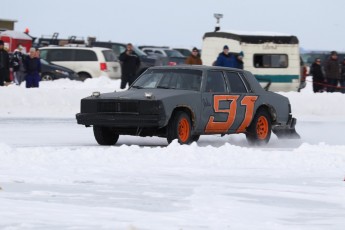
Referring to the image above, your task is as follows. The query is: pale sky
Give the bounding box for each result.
[2,0,345,51]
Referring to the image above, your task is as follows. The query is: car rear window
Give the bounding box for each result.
[74,50,98,61]
[102,50,118,62]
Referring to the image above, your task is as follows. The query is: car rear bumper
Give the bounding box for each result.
[76,113,165,127]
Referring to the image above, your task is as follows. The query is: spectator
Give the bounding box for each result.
[214,45,238,68]
[340,58,345,93]
[309,58,325,93]
[237,51,244,69]
[119,43,140,89]
[24,47,41,88]
[35,47,41,58]
[12,45,26,85]
[0,40,10,86]
[324,51,340,92]
[185,47,202,65]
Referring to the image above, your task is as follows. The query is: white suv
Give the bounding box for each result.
[39,47,121,80]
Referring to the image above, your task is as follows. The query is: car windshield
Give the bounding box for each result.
[164,50,184,58]
[132,69,202,91]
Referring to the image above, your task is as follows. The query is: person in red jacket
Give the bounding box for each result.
[185,47,202,65]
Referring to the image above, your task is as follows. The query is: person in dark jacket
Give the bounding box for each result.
[214,45,238,68]
[24,47,41,88]
[119,43,140,89]
[309,58,325,93]
[185,47,202,65]
[340,58,345,93]
[0,40,10,87]
[12,45,26,85]
[236,51,244,69]
[324,51,340,92]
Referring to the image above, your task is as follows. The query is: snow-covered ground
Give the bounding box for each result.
[0,77,345,230]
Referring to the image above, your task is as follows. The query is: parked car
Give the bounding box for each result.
[90,41,160,76]
[76,66,300,146]
[39,47,121,80]
[173,48,192,57]
[40,59,80,81]
[140,47,186,65]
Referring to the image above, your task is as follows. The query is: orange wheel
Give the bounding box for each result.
[167,111,192,144]
[245,108,271,145]
[178,118,190,143]
[256,116,269,140]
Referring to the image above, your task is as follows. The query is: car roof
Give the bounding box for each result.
[148,65,245,72]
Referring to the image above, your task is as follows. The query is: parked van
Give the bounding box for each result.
[39,47,121,80]
[201,31,303,92]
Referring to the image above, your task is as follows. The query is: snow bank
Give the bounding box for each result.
[0,77,123,118]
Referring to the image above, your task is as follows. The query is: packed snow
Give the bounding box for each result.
[0,77,345,230]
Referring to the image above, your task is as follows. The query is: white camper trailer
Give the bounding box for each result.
[201,31,302,92]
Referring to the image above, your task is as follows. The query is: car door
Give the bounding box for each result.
[225,71,258,133]
[201,70,233,134]
[201,70,257,134]
[74,49,98,77]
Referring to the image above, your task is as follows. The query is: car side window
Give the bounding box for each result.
[225,72,248,93]
[74,50,98,61]
[205,71,226,93]
[48,49,73,62]
[155,50,163,55]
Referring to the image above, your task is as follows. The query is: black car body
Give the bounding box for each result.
[40,59,79,80]
[76,66,299,145]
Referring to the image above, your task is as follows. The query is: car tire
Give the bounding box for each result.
[167,111,192,144]
[191,135,200,142]
[41,73,54,81]
[93,126,119,146]
[245,108,272,145]
[78,72,92,81]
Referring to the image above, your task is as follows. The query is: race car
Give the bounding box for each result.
[76,66,300,145]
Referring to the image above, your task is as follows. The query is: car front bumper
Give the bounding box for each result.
[76,112,166,127]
